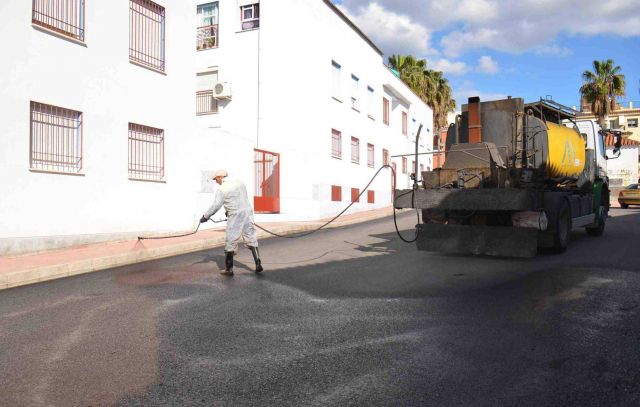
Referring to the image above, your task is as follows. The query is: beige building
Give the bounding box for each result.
[579,100,640,142]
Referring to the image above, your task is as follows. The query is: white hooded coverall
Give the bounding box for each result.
[204,178,258,252]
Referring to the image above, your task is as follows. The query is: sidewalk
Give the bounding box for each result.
[0,206,396,290]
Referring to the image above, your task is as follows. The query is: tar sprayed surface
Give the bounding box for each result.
[1,210,640,406]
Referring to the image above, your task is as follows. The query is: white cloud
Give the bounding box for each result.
[430,59,470,75]
[337,3,435,57]
[533,44,573,57]
[337,0,640,56]
[477,56,499,74]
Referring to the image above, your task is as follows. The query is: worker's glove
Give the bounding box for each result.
[200,216,208,223]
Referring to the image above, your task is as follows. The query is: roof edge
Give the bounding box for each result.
[322,0,384,57]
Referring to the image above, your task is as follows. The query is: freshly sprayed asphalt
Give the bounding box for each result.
[1,209,640,406]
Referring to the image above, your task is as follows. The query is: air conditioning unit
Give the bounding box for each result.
[213,81,232,99]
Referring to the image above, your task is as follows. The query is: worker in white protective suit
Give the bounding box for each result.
[200,169,263,276]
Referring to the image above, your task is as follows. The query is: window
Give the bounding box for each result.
[420,164,424,174]
[332,129,342,159]
[411,160,415,176]
[351,75,359,111]
[628,118,638,128]
[351,188,360,203]
[383,98,390,125]
[609,120,616,129]
[240,4,260,30]
[351,137,360,164]
[367,86,374,118]
[30,101,83,173]
[331,185,342,201]
[367,143,374,168]
[331,61,341,101]
[128,123,165,181]
[197,2,219,50]
[383,149,389,166]
[32,0,85,42]
[402,112,408,136]
[196,70,219,115]
[130,0,166,72]
[367,190,375,204]
[402,157,407,174]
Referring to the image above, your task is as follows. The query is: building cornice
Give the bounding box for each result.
[322,0,384,57]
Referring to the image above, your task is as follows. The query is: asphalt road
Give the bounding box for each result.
[2,208,640,406]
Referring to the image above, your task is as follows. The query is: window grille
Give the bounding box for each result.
[402,157,407,174]
[197,2,219,49]
[130,0,165,72]
[331,185,342,202]
[383,98,390,125]
[351,188,360,203]
[196,70,218,115]
[32,0,85,42]
[367,143,374,168]
[196,91,218,115]
[128,123,164,180]
[30,101,83,173]
[383,149,389,166]
[240,4,259,30]
[367,190,375,204]
[351,137,360,164]
[331,129,342,159]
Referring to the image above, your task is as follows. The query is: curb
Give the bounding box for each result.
[1,208,396,290]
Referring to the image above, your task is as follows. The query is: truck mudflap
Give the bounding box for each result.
[416,223,539,258]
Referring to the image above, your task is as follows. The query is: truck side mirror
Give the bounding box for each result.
[613,131,622,153]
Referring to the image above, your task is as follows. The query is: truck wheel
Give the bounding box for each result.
[552,200,571,253]
[586,206,607,237]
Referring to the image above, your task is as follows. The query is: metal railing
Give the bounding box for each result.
[128,123,164,180]
[197,24,218,50]
[30,101,83,173]
[129,0,165,72]
[196,90,218,115]
[32,0,85,42]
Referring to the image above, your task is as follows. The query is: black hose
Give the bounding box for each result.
[138,218,226,240]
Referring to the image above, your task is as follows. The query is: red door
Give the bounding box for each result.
[254,149,280,213]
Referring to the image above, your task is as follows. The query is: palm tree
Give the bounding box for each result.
[423,69,456,130]
[580,59,626,128]
[388,54,427,95]
[388,54,456,130]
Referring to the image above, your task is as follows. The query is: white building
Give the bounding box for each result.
[0,0,433,255]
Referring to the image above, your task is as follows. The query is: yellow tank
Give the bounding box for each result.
[545,122,585,178]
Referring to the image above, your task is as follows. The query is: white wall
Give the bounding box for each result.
[193,0,433,220]
[0,0,197,254]
[0,0,434,254]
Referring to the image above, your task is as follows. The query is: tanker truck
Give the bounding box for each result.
[394,96,622,258]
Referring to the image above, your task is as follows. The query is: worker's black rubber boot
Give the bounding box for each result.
[221,251,234,276]
[249,246,263,273]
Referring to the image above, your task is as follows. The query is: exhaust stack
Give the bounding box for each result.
[468,96,481,143]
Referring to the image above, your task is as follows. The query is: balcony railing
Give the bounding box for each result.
[197,24,218,50]
[196,90,218,115]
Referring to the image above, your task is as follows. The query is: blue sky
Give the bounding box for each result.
[332,0,640,110]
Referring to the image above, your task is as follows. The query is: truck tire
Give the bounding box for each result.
[586,206,607,237]
[552,200,571,253]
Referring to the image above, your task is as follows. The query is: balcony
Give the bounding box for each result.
[196,90,218,115]
[197,24,218,50]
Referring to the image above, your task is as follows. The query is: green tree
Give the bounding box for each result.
[580,59,626,128]
[388,54,456,131]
